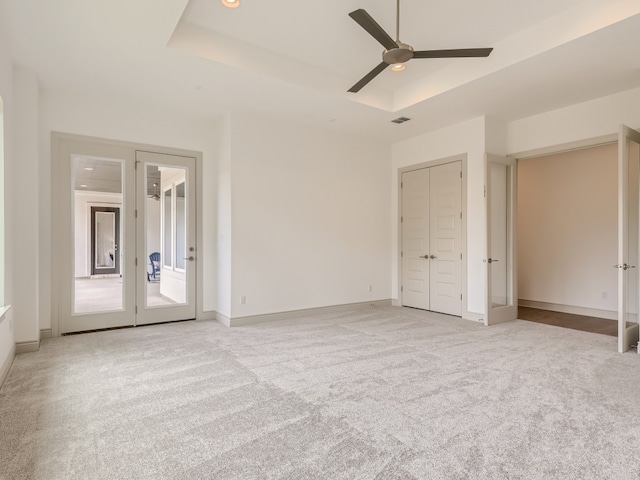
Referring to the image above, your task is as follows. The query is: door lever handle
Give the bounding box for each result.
[614,264,636,270]
[487,258,499,264]
[183,256,195,261]
[420,255,429,259]
[430,255,437,259]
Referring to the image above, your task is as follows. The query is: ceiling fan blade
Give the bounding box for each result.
[349,9,398,50]
[413,48,493,59]
[348,62,389,93]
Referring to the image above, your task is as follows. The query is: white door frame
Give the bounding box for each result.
[51,132,204,336]
[397,154,469,318]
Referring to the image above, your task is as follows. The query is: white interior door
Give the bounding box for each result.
[55,136,136,334]
[617,125,640,353]
[401,168,430,310]
[135,151,196,325]
[401,161,462,315]
[485,154,517,326]
[429,162,462,316]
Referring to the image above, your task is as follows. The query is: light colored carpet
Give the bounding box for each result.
[1,305,640,479]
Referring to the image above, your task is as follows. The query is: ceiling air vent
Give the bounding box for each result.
[391,116,411,124]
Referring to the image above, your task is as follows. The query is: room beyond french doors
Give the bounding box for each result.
[54,135,196,334]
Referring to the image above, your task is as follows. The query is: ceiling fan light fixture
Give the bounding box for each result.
[391,63,405,72]
[221,0,239,8]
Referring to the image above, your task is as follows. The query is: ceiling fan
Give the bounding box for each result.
[348,0,493,92]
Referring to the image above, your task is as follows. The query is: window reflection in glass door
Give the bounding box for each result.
[145,164,187,307]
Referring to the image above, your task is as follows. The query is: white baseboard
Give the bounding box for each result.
[15,340,40,354]
[0,344,15,389]
[226,299,392,327]
[519,299,617,320]
[215,312,231,327]
[463,311,484,323]
[40,329,52,340]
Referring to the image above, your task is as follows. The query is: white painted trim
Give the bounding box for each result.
[0,344,15,388]
[463,312,484,323]
[215,312,231,327]
[227,300,392,327]
[40,328,52,340]
[15,341,39,354]
[509,134,617,161]
[518,301,617,321]
[397,154,469,319]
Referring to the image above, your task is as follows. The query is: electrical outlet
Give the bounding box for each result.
[240,295,246,305]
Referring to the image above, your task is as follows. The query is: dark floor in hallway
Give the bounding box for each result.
[518,306,617,337]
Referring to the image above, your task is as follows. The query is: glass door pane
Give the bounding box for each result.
[485,154,517,325]
[73,156,124,315]
[618,125,640,352]
[137,151,196,325]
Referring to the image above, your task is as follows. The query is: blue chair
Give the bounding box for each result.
[148,252,160,281]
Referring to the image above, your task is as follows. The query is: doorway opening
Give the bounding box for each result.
[53,134,198,335]
[517,143,618,336]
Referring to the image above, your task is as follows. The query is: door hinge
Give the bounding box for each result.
[401,216,403,223]
[401,181,403,188]
[460,253,462,260]
[135,209,138,218]
[401,286,403,292]
[460,294,462,301]
[460,171,462,178]
[135,305,138,314]
[484,185,487,197]
[460,212,462,219]
[135,258,138,266]
[401,251,403,258]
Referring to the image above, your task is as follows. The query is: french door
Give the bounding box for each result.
[617,125,640,353]
[484,154,517,326]
[54,135,196,334]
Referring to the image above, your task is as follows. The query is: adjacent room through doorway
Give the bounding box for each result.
[517,143,618,336]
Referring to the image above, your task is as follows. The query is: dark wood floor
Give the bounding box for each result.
[518,306,617,336]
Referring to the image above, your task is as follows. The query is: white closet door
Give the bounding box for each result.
[429,162,462,316]
[401,168,430,310]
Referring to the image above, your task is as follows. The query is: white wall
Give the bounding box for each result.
[12,67,39,344]
[0,30,14,380]
[508,87,640,154]
[214,116,231,318]
[40,89,219,328]
[227,113,391,318]
[392,117,487,316]
[73,191,122,277]
[518,144,617,314]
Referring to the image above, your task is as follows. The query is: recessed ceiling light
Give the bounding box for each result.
[84,167,94,171]
[391,63,405,72]
[221,0,239,8]
[80,184,88,188]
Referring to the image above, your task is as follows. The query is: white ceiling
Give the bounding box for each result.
[1,0,640,143]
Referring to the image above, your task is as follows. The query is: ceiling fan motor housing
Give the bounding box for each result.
[383,42,414,64]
